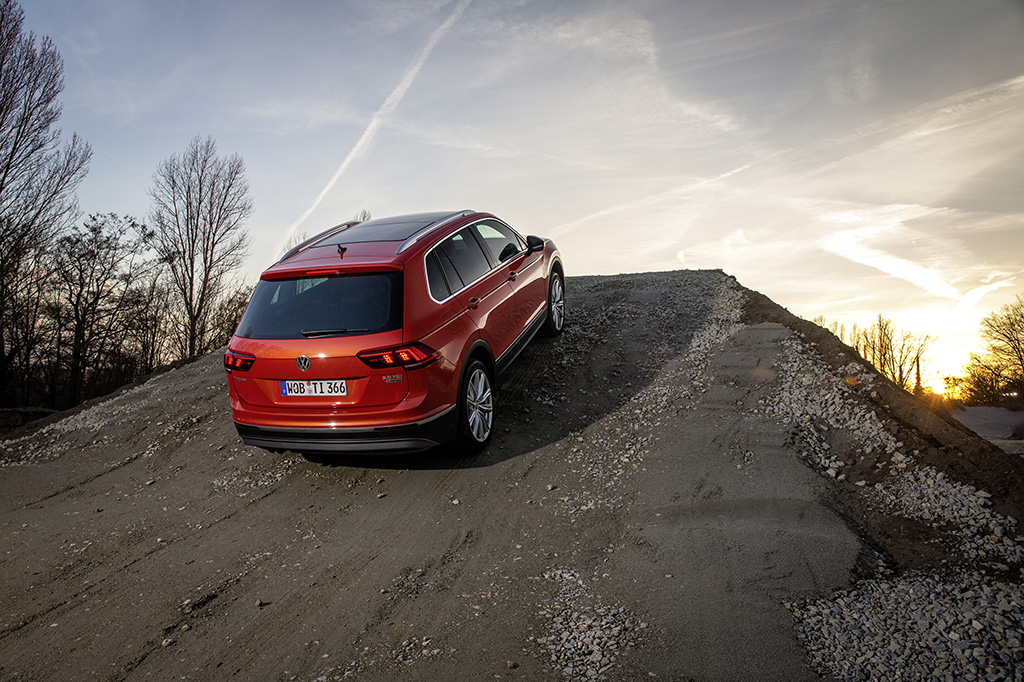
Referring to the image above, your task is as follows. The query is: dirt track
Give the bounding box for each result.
[2,270,1023,681]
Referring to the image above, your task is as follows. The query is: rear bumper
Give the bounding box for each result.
[233,405,457,454]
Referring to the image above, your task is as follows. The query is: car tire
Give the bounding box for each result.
[455,359,494,453]
[541,270,564,336]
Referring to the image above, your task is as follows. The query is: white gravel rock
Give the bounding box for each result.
[762,327,1024,681]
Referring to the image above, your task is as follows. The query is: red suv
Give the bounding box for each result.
[224,210,563,454]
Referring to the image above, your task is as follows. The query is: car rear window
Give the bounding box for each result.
[235,272,402,339]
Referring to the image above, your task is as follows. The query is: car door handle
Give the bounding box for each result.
[468,297,480,310]
[507,270,517,282]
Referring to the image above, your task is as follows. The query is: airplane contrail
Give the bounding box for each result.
[278,0,474,253]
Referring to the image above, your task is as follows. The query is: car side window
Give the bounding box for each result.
[438,228,490,287]
[436,249,464,292]
[474,221,524,264]
[425,251,450,300]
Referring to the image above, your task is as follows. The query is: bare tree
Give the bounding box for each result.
[47,214,154,406]
[958,294,1024,405]
[817,314,931,393]
[208,279,253,349]
[124,270,171,376]
[0,0,91,405]
[958,353,1014,405]
[980,294,1024,383]
[851,315,932,392]
[281,230,310,255]
[148,136,252,360]
[812,315,846,344]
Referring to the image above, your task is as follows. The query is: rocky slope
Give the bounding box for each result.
[1,270,1022,681]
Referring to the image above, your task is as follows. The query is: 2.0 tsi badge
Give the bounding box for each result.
[296,355,311,372]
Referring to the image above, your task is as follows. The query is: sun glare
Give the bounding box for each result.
[819,307,981,400]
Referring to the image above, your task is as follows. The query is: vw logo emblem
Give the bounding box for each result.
[296,355,311,372]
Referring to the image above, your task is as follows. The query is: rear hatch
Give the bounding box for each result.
[228,271,408,409]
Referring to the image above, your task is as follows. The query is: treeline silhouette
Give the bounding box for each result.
[1,1,251,414]
[814,296,1024,408]
[2,212,250,411]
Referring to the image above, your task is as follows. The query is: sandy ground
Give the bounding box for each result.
[2,270,1022,681]
[954,407,1024,455]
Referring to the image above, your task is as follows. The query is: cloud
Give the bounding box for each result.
[549,7,659,68]
[797,74,1024,205]
[815,203,1017,313]
[277,0,475,251]
[953,279,1016,315]
[825,40,879,105]
[550,161,759,240]
[679,228,749,264]
[817,204,960,298]
[243,98,364,132]
[357,0,457,35]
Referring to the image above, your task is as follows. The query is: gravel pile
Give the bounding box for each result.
[762,326,1024,680]
[758,338,900,477]
[211,450,299,493]
[871,467,1024,568]
[538,273,742,678]
[0,383,149,464]
[760,333,1024,567]
[787,574,1024,682]
[1,353,225,466]
[675,274,745,396]
[537,568,647,679]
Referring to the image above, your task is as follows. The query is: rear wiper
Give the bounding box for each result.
[300,328,368,337]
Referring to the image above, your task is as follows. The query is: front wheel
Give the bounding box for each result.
[455,359,494,453]
[541,270,564,336]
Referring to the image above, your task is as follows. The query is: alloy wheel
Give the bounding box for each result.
[550,275,564,331]
[466,367,493,442]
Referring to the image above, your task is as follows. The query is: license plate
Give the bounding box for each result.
[280,379,347,396]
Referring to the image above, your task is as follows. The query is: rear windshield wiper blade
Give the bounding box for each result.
[300,328,368,337]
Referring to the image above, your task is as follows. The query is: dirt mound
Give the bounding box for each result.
[2,270,1022,682]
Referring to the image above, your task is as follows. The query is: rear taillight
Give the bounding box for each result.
[224,351,255,372]
[357,343,438,370]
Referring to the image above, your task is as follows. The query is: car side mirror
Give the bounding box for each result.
[526,235,545,253]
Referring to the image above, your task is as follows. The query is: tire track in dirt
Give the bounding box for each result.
[3,270,1023,681]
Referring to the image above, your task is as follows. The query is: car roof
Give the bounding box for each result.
[267,210,486,278]
[318,211,469,246]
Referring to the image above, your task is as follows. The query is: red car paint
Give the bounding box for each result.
[225,210,563,454]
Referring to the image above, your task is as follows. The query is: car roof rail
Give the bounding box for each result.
[397,209,475,254]
[276,219,364,263]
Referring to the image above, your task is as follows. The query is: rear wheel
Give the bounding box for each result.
[455,359,493,453]
[541,270,564,336]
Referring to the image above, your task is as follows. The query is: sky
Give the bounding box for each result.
[20,0,1024,391]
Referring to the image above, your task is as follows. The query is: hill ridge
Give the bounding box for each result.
[2,269,1022,681]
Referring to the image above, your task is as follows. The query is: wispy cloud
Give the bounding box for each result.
[549,7,660,68]
[679,228,749,266]
[818,205,962,300]
[358,0,456,35]
[278,0,474,252]
[953,280,1016,315]
[550,161,759,239]
[243,98,363,133]
[816,203,1016,313]
[825,40,879,105]
[797,74,1024,204]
